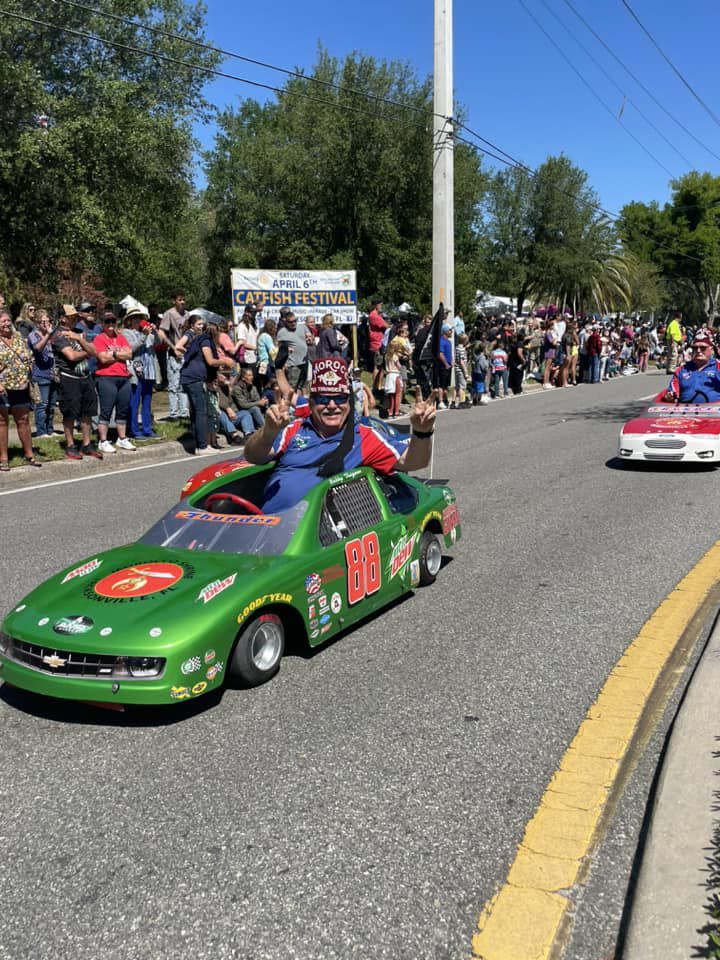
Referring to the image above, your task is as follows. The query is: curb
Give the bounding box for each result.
[0,438,232,495]
[619,612,720,958]
[471,542,720,960]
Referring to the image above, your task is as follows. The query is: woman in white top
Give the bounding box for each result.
[237,307,258,371]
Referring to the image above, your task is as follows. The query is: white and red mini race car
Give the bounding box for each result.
[618,402,720,463]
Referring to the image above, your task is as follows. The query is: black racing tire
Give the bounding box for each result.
[418,530,443,586]
[230,613,285,686]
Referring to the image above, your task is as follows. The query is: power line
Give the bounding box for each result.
[5,5,704,267]
[6,7,522,172]
[3,8,427,131]
[517,0,676,179]
[453,127,705,266]
[619,0,720,129]
[537,0,693,169]
[47,0,435,121]
[559,0,720,164]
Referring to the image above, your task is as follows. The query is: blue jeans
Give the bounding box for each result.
[167,354,188,417]
[218,409,238,437]
[233,406,265,435]
[183,381,207,451]
[128,378,154,437]
[34,380,57,435]
[587,356,600,384]
[491,370,509,397]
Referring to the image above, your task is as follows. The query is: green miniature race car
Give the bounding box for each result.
[0,463,460,708]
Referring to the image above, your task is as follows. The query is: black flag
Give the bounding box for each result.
[418,301,445,366]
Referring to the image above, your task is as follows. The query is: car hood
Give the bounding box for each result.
[622,415,720,436]
[3,545,288,652]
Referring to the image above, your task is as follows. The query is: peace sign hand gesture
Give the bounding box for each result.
[409,386,437,435]
[263,391,291,439]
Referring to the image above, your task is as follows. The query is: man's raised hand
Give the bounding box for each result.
[409,385,437,434]
[263,391,291,438]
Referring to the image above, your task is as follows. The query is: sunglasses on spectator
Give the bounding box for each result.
[312,394,350,406]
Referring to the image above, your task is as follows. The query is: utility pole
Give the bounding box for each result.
[432,0,454,318]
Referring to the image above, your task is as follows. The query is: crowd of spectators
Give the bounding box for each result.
[0,287,708,472]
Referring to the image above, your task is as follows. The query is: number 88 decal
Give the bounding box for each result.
[345,532,381,605]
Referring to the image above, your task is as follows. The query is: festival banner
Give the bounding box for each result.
[230,269,358,325]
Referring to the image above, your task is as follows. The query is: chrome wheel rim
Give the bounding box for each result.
[250,620,283,671]
[426,538,442,576]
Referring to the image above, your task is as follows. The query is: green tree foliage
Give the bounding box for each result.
[480,155,635,314]
[203,49,487,313]
[620,172,720,323]
[0,0,218,302]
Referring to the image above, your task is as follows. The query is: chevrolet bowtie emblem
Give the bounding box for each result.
[43,654,66,669]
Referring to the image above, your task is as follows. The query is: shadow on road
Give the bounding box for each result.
[547,399,650,426]
[0,681,225,727]
[606,457,717,474]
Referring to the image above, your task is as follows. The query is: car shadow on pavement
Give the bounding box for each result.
[605,457,717,473]
[547,399,651,426]
[0,682,225,727]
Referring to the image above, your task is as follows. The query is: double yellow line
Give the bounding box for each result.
[472,541,720,960]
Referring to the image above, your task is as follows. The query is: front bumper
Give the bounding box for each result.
[618,433,720,462]
[0,653,177,704]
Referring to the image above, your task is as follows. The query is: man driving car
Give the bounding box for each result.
[244,358,436,513]
[662,328,720,403]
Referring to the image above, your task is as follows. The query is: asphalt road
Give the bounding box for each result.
[0,371,714,960]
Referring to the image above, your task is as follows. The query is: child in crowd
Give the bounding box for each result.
[490,342,509,399]
[383,336,404,418]
[453,334,471,408]
[351,367,374,417]
[471,341,489,405]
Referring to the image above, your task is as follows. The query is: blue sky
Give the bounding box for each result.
[194,0,720,215]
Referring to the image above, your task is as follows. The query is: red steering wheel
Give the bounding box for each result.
[204,492,262,515]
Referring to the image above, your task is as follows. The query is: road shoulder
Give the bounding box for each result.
[620,614,720,959]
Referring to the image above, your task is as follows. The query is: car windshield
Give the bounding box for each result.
[139,500,308,556]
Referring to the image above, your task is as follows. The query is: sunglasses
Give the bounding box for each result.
[312,393,350,406]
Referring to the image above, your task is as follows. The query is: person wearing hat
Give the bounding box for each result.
[50,305,103,460]
[244,357,436,513]
[122,306,160,440]
[662,328,720,403]
[435,322,453,408]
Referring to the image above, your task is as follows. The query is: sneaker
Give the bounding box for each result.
[65,446,83,460]
[479,396,489,405]
[116,437,136,451]
[437,402,447,410]
[195,446,213,455]
[136,432,161,441]
[81,444,103,460]
[542,383,555,390]
[229,433,245,445]
[98,440,116,454]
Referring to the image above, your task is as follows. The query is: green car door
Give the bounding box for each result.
[308,472,406,644]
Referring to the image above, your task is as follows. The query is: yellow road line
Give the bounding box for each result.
[472,540,720,960]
